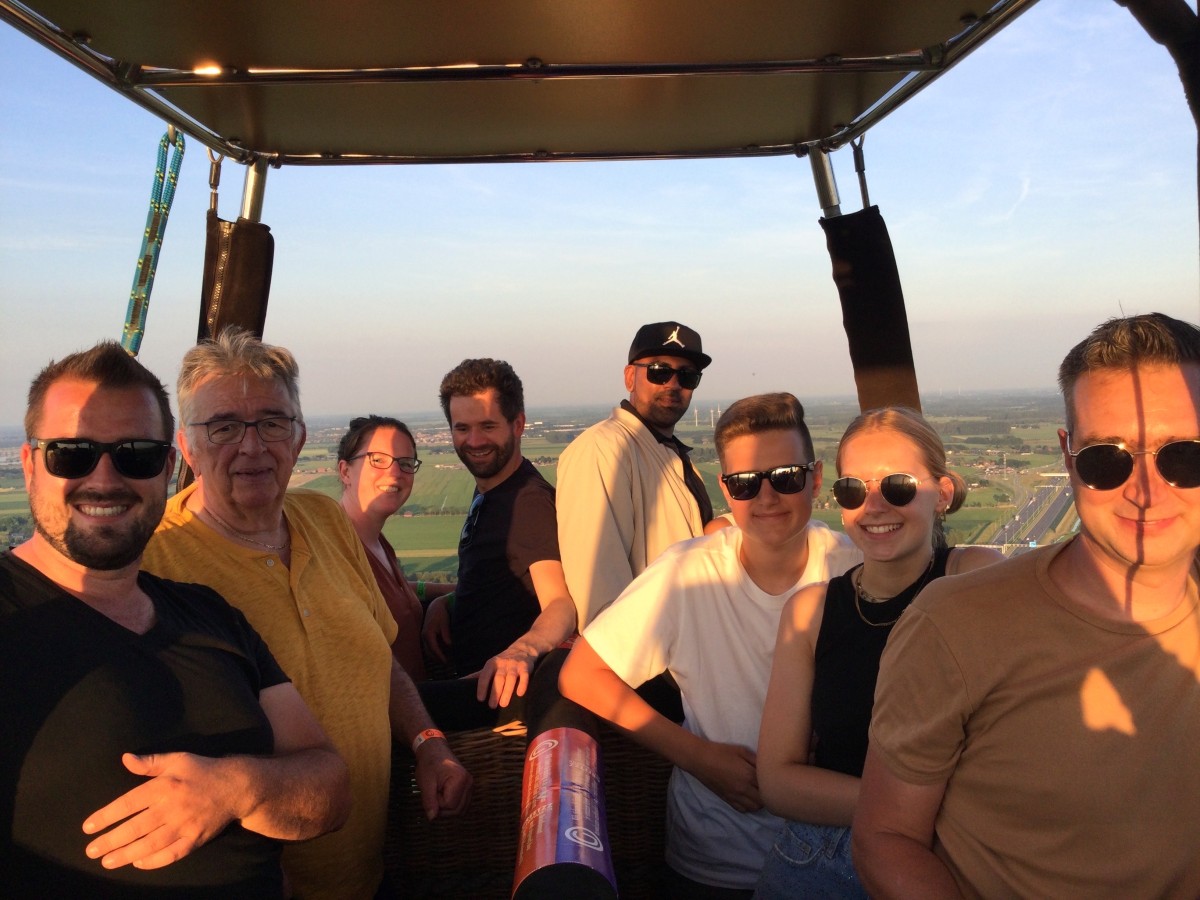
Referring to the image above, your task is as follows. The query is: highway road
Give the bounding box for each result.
[991,479,1075,555]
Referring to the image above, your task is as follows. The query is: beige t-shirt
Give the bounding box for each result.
[557,405,705,627]
[871,541,1200,899]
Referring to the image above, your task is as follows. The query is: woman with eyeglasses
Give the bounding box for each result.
[337,415,453,680]
[754,407,1002,899]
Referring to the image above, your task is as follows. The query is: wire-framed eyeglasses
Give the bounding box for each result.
[349,452,421,474]
[189,416,297,445]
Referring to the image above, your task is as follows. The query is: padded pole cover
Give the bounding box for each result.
[178,211,276,490]
[197,210,274,342]
[819,206,921,413]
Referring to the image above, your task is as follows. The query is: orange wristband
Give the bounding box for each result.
[411,728,445,754]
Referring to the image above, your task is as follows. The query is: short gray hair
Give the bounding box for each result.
[177,327,302,427]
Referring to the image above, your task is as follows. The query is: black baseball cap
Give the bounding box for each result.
[627,321,712,370]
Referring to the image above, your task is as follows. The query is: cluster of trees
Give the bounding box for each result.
[0,514,31,546]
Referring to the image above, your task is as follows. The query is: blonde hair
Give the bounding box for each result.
[836,406,965,549]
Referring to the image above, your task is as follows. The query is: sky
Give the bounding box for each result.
[1,1,1198,428]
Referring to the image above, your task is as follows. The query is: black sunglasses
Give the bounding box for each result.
[630,362,702,391]
[1066,436,1200,491]
[29,437,171,480]
[460,493,484,545]
[721,463,813,501]
[833,473,923,510]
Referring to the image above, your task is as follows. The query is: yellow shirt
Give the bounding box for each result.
[143,486,398,900]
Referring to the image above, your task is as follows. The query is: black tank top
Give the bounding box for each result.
[809,547,952,777]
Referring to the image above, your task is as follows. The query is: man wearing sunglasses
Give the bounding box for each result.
[418,358,577,728]
[561,393,859,897]
[3,342,350,895]
[855,313,1200,899]
[557,321,715,628]
[142,328,471,900]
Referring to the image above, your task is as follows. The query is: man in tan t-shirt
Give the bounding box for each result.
[853,313,1200,899]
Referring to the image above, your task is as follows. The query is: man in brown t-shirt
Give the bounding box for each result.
[854,313,1200,899]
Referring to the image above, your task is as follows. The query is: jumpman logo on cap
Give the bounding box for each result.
[663,326,685,348]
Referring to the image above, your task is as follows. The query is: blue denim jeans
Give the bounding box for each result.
[753,821,867,900]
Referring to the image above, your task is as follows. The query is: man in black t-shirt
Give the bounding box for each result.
[421,358,577,724]
[2,341,348,898]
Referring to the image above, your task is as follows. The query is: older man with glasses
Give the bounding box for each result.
[4,341,349,896]
[556,321,715,629]
[854,313,1200,899]
[142,327,470,900]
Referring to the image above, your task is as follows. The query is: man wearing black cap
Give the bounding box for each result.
[557,321,714,627]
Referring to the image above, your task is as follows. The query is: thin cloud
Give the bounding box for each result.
[982,175,1031,225]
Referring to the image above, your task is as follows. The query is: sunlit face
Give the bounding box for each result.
[624,354,697,432]
[837,428,951,565]
[719,429,820,552]
[179,374,305,518]
[22,379,175,571]
[338,426,416,520]
[1061,363,1200,576]
[449,389,524,490]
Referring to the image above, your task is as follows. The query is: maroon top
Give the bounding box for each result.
[364,532,427,681]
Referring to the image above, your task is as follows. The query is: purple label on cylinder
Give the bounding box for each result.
[513,727,616,894]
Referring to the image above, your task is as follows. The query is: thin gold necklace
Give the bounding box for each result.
[852,555,936,628]
[205,507,289,552]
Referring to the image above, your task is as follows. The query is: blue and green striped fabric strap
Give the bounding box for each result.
[121,127,186,356]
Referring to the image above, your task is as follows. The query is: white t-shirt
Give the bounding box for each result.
[583,522,860,889]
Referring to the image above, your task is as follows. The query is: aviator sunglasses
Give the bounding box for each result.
[721,463,814,501]
[1066,436,1200,491]
[833,473,924,510]
[29,438,171,480]
[629,362,703,391]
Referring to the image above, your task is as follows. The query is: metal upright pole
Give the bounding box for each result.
[240,156,270,222]
[811,146,922,412]
[809,147,842,219]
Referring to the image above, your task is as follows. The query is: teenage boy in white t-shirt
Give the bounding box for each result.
[560,392,860,897]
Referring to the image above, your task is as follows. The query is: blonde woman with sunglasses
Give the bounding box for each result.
[754,407,1001,899]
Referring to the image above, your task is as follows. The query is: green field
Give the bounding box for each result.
[0,392,1072,571]
[0,490,28,514]
[384,517,463,580]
